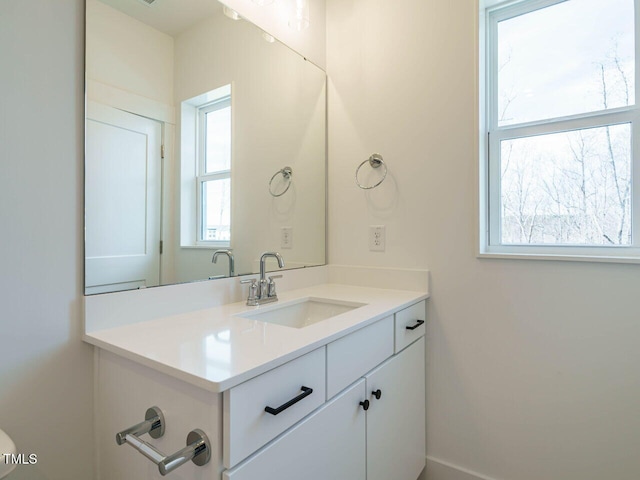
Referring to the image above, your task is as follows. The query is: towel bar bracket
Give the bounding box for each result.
[115,406,211,476]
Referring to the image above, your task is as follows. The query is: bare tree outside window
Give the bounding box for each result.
[494,0,635,247]
[501,121,631,245]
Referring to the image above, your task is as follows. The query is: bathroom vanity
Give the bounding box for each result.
[85,282,427,480]
[83,1,427,477]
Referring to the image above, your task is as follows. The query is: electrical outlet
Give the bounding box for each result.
[369,225,385,252]
[281,227,293,249]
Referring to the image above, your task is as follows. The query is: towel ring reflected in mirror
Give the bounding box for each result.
[269,166,293,197]
[355,153,387,190]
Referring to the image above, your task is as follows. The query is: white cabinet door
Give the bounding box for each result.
[224,379,367,480]
[366,337,425,480]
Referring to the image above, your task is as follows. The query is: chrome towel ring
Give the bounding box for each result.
[355,153,387,190]
[269,166,293,197]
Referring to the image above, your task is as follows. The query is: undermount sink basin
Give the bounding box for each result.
[0,429,16,479]
[237,297,366,329]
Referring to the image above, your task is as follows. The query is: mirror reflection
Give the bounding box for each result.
[85,0,326,294]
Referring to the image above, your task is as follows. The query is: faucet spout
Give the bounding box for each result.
[259,252,285,280]
[212,250,235,277]
[244,252,285,305]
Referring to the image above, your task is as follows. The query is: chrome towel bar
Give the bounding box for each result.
[116,406,211,476]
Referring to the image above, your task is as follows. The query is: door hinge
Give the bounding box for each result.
[161,144,165,159]
[159,241,163,255]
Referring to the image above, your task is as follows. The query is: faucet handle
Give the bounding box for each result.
[267,275,282,298]
[240,278,259,305]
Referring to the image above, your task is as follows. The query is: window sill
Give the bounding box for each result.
[477,251,640,265]
[180,245,232,251]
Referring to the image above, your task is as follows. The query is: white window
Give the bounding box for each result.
[481,0,640,260]
[197,97,231,245]
[180,84,232,249]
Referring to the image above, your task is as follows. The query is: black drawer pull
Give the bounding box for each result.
[264,386,313,416]
[372,389,382,400]
[406,319,425,331]
[359,400,370,411]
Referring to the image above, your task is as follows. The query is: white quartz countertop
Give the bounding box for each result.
[83,284,428,392]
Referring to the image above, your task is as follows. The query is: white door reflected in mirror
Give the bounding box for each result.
[85,102,162,294]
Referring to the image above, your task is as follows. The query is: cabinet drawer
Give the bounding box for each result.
[223,347,326,468]
[394,300,426,353]
[224,379,366,480]
[326,316,394,399]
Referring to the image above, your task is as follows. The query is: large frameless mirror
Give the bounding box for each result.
[84,0,326,294]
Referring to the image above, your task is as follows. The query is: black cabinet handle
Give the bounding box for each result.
[264,386,313,416]
[359,400,370,411]
[406,319,425,330]
[372,389,382,400]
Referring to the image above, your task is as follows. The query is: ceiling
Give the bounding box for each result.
[98,0,223,37]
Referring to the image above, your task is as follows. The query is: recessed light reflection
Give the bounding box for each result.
[262,32,276,43]
[289,0,309,30]
[223,6,241,20]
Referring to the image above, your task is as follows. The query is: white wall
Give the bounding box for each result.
[326,1,640,480]
[10,1,637,479]
[0,1,95,479]
[86,0,174,106]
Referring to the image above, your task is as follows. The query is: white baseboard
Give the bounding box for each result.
[426,457,499,480]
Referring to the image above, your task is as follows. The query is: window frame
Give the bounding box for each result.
[480,0,640,262]
[196,96,232,247]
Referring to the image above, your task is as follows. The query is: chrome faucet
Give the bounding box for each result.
[240,252,285,306]
[259,252,284,299]
[212,250,235,277]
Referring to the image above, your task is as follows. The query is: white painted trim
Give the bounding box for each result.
[183,84,231,107]
[478,251,640,264]
[426,457,498,480]
[479,0,640,259]
[181,84,234,247]
[634,0,640,255]
[180,101,198,246]
[86,79,175,124]
[491,110,637,141]
[476,4,485,260]
[486,0,568,22]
